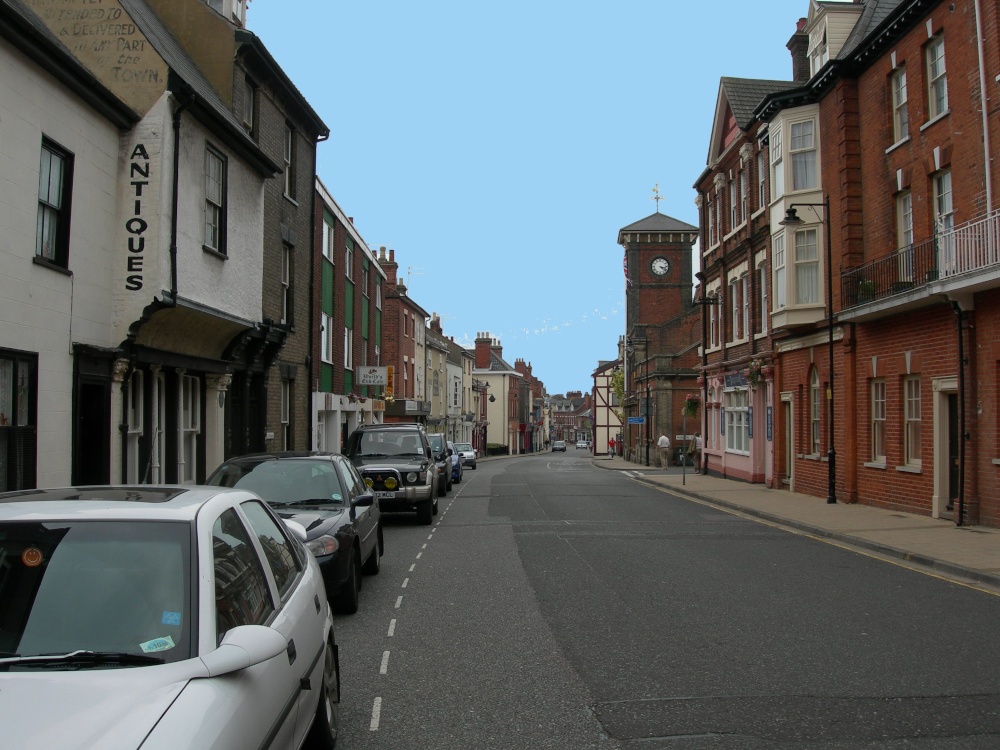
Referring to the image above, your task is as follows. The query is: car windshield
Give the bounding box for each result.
[354,431,425,457]
[427,435,445,453]
[206,459,347,507]
[0,520,193,670]
[455,443,473,452]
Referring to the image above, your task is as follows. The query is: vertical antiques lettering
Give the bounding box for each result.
[125,143,149,290]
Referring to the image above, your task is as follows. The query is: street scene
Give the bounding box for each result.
[4,0,1000,747]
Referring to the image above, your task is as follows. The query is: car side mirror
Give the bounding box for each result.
[352,492,374,508]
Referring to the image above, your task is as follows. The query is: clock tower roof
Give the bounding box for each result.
[618,212,697,243]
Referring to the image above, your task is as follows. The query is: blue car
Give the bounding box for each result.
[447,440,463,483]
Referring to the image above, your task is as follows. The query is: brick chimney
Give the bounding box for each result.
[475,332,493,369]
[787,17,810,82]
[430,313,443,334]
[378,247,398,287]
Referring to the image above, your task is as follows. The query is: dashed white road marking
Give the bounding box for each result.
[421,544,427,549]
[370,698,382,731]
[401,578,409,588]
[415,552,422,560]
[395,596,403,609]
[387,619,396,637]
[408,563,416,572]
[380,650,390,674]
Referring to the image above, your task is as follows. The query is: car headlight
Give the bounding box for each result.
[406,472,417,483]
[306,534,339,558]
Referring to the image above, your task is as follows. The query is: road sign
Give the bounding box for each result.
[627,416,645,425]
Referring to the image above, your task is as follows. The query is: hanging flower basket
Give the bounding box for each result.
[682,393,701,417]
[746,358,766,390]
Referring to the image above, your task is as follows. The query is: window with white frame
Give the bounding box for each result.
[810,367,821,456]
[242,78,256,136]
[790,120,817,191]
[926,35,948,120]
[729,278,739,341]
[376,278,382,309]
[36,138,74,268]
[204,145,226,253]
[794,228,820,305]
[321,313,333,363]
[741,274,750,339]
[322,215,334,261]
[756,261,768,335]
[773,233,786,309]
[708,199,716,246]
[729,177,738,231]
[280,379,290,450]
[740,167,748,224]
[345,238,353,280]
[724,388,749,453]
[715,191,723,241]
[361,262,369,298]
[871,379,886,463]
[904,376,922,465]
[709,292,719,347]
[891,66,908,143]
[180,374,200,483]
[757,150,766,208]
[283,123,296,199]
[896,191,913,250]
[934,170,955,273]
[770,126,784,200]
[281,244,291,325]
[344,327,353,370]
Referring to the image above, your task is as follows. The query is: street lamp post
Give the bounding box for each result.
[780,195,836,504]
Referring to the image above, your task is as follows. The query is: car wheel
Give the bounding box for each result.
[306,636,340,749]
[362,526,382,575]
[332,549,360,614]
[417,499,433,525]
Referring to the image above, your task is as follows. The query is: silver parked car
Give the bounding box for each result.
[0,485,340,749]
[453,442,477,469]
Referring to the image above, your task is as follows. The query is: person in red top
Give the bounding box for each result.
[608,437,616,456]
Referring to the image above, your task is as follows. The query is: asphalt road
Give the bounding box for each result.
[330,452,1000,749]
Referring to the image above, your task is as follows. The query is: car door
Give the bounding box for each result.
[207,505,300,749]
[337,457,378,561]
[239,498,327,749]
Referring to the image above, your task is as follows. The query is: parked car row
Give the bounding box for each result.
[0,421,483,749]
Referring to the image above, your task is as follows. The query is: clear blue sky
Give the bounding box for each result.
[246,0,813,396]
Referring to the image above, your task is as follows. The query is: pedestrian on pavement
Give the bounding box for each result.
[609,437,616,456]
[688,432,702,472]
[657,432,671,468]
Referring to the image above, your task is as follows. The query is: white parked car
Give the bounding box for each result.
[0,485,340,749]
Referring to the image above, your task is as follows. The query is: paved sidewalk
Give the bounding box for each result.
[593,454,1000,589]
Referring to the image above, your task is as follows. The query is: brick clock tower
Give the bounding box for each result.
[617,208,700,465]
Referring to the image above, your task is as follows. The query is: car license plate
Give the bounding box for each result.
[375,491,395,499]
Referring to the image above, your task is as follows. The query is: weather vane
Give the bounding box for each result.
[651,183,664,212]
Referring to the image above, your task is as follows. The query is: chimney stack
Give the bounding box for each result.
[787,17,810,82]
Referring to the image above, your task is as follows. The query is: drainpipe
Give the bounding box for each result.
[974,0,993,213]
[951,301,967,526]
[170,95,194,303]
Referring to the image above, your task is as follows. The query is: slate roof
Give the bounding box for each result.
[619,212,698,234]
[120,0,278,175]
[720,77,795,129]
[838,0,907,59]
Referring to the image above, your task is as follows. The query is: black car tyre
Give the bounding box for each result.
[306,636,340,749]
[362,526,382,575]
[332,549,360,614]
[454,466,462,484]
[417,498,433,525]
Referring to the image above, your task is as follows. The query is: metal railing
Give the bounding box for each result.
[841,210,1000,309]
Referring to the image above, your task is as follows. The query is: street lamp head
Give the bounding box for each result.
[779,207,803,226]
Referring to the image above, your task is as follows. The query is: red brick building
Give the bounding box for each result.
[697,0,1000,527]
[617,212,701,465]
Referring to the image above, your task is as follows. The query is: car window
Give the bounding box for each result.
[455,443,472,451]
[213,508,274,644]
[207,459,346,507]
[336,458,365,499]
[0,520,192,665]
[240,500,301,600]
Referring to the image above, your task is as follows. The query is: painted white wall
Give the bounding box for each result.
[0,37,121,487]
[114,93,265,339]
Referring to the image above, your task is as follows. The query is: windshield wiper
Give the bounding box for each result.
[360,452,388,458]
[285,498,344,506]
[0,650,166,668]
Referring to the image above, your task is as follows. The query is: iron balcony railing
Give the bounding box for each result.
[841,210,1000,309]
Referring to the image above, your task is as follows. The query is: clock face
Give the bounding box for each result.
[650,257,670,276]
